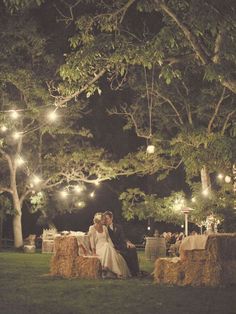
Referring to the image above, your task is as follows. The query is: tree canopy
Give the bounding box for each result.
[1,0,236,241]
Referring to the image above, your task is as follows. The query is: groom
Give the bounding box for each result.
[104,210,140,277]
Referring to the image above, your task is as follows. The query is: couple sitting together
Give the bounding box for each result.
[88,210,139,279]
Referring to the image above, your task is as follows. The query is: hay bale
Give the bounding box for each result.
[50,235,102,279]
[50,236,79,277]
[74,256,102,279]
[154,257,184,285]
[181,259,222,287]
[154,233,236,287]
[181,249,208,262]
[221,260,236,285]
[54,236,78,257]
[206,233,236,261]
[50,255,75,278]
[42,240,54,253]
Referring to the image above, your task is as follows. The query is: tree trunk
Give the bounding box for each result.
[200,165,211,192]
[0,213,3,249]
[200,166,217,233]
[12,200,23,248]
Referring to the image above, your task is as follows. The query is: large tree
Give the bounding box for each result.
[2,0,236,230]
[0,6,131,247]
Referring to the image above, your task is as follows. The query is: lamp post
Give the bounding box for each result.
[181,207,192,236]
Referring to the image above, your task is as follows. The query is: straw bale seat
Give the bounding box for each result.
[154,233,236,287]
[50,235,102,279]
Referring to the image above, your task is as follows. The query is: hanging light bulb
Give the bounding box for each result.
[10,110,19,119]
[225,175,232,183]
[217,173,224,180]
[146,145,155,154]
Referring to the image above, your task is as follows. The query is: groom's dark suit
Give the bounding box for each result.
[107,223,139,276]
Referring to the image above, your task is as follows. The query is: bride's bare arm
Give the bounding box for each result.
[88,225,97,255]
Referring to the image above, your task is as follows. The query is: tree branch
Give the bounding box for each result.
[163,53,196,65]
[221,110,236,135]
[19,189,32,205]
[207,87,226,133]
[0,148,14,174]
[213,29,225,64]
[108,105,152,139]
[152,90,184,126]
[157,1,210,65]
[54,68,107,107]
[0,185,13,194]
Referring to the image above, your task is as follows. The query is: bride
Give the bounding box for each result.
[88,212,131,279]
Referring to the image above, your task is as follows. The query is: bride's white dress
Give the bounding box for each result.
[89,225,130,278]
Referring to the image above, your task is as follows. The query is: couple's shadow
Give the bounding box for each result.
[102,269,152,280]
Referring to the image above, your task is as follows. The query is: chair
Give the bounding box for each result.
[42,228,57,253]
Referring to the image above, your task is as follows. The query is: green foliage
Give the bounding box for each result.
[30,191,45,213]
[3,0,44,13]
[171,131,235,181]
[120,188,185,225]
[0,195,13,215]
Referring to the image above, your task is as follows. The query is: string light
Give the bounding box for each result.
[1,125,7,132]
[32,175,42,185]
[191,197,196,203]
[174,197,185,211]
[12,132,22,140]
[225,175,232,183]
[202,189,209,196]
[74,185,83,194]
[217,173,224,180]
[90,191,95,198]
[47,110,58,122]
[60,190,68,198]
[15,156,25,166]
[10,110,19,119]
[94,180,100,186]
[77,201,85,207]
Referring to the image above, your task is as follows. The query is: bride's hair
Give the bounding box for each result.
[93,212,104,224]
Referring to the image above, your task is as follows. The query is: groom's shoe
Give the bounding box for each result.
[102,270,107,279]
[105,270,117,279]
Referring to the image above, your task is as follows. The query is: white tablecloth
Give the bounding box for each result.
[180,235,208,251]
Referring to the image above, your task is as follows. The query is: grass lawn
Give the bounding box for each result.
[0,251,235,314]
